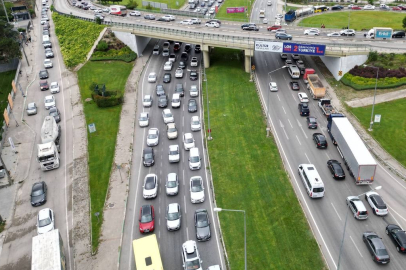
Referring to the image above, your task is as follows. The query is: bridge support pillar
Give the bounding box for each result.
[203,46,210,68]
[244,49,254,73]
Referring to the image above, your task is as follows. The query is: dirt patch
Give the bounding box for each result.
[4,225,36,243]
[0,254,31,270]
[11,212,36,227]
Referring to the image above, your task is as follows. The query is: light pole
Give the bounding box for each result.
[203,67,212,140]
[267,66,287,125]
[363,65,379,131]
[214,208,246,270]
[337,185,382,269]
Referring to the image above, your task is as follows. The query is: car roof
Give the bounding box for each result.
[169,144,178,150]
[167,123,175,127]
[141,204,152,215]
[192,116,199,120]
[352,199,367,210]
[38,208,51,219]
[167,172,177,181]
[163,108,171,113]
[143,147,152,154]
[168,203,179,213]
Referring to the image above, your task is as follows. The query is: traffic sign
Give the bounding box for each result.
[208,129,211,133]
[374,114,381,123]
[251,65,256,71]
[338,70,343,76]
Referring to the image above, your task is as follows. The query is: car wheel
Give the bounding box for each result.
[385,229,389,235]
[289,38,292,40]
[397,246,401,252]
[305,33,308,35]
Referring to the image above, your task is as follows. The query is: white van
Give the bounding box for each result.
[42,35,50,43]
[172,93,181,108]
[298,164,325,198]
[189,147,201,170]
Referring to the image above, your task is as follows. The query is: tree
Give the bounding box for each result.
[0,19,22,62]
[367,0,373,5]
[403,16,406,29]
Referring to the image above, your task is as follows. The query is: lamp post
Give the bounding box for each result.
[203,67,212,140]
[364,65,379,131]
[267,66,287,125]
[337,186,382,269]
[214,208,246,270]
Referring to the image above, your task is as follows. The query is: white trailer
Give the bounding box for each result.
[329,117,377,184]
[32,229,66,270]
[41,116,61,152]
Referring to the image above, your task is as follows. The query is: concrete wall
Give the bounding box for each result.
[112,31,151,56]
[0,59,19,73]
[320,54,368,81]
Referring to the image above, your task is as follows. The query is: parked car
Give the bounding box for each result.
[31,181,47,206]
[363,231,390,264]
[26,102,37,115]
[313,133,328,148]
[385,224,406,253]
[327,160,345,180]
[139,205,155,233]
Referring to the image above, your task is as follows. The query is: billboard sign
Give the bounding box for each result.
[255,41,283,52]
[375,29,392,39]
[282,43,326,56]
[227,7,245,13]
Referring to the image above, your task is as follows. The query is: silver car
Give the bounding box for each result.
[166,203,181,231]
[26,102,37,115]
[166,173,179,195]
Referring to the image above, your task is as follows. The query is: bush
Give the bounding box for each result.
[96,41,109,52]
[368,51,378,62]
[341,73,406,90]
[91,46,137,62]
[349,65,406,79]
[126,0,138,9]
[91,92,123,107]
[146,3,152,10]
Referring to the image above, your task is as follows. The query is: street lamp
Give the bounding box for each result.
[214,208,247,270]
[267,66,287,125]
[203,66,212,140]
[337,185,382,270]
[362,65,379,131]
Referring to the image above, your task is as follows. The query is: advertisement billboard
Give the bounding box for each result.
[254,41,283,52]
[374,28,392,39]
[282,43,326,56]
[227,7,245,13]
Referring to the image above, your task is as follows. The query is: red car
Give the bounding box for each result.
[393,6,402,11]
[351,6,361,10]
[398,5,406,10]
[139,205,155,233]
[267,25,282,31]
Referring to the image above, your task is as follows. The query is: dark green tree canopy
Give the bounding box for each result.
[0,19,22,62]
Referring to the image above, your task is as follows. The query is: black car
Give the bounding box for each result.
[298,103,309,116]
[195,44,201,53]
[327,160,345,179]
[363,232,390,264]
[179,61,187,69]
[188,99,197,112]
[31,181,47,206]
[143,147,155,167]
[386,224,406,253]
[163,73,171,83]
[181,52,189,61]
[157,17,170,22]
[156,84,165,96]
[144,14,156,20]
[190,70,198,81]
[184,44,192,52]
[392,31,405,38]
[275,33,292,40]
[43,41,52,48]
[39,70,49,79]
[158,94,168,108]
[313,133,328,149]
[306,116,317,129]
[331,5,344,10]
[290,81,300,90]
[241,23,259,31]
[194,209,211,241]
[49,107,61,123]
[175,84,184,97]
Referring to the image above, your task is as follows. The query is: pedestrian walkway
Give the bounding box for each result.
[346,89,406,108]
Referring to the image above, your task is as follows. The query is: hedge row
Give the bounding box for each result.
[91,53,137,63]
[349,65,406,79]
[341,73,406,90]
[91,92,123,107]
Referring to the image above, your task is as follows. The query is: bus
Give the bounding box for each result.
[109,5,127,16]
[288,65,301,79]
[313,5,329,13]
[133,234,163,270]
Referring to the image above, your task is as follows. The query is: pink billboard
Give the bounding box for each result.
[227,7,246,13]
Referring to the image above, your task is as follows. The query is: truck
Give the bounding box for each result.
[318,99,337,117]
[32,229,66,270]
[41,116,61,152]
[364,27,393,40]
[307,74,326,99]
[284,10,296,22]
[327,115,377,185]
[38,116,61,171]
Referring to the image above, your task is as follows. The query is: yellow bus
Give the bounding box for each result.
[133,234,164,270]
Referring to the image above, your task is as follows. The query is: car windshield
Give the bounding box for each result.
[141,213,152,223]
[333,164,343,173]
[189,100,196,105]
[164,75,170,79]
[144,97,150,102]
[168,212,179,221]
[45,98,53,103]
[50,111,58,116]
[159,97,167,102]
[197,214,208,227]
[168,127,176,132]
[185,137,193,143]
[313,187,324,192]
[39,217,51,227]
[167,180,177,188]
[149,75,155,78]
[32,187,44,196]
[191,180,202,192]
[51,85,57,89]
[140,116,147,121]
[170,149,178,155]
[148,133,157,139]
[192,120,200,125]
[144,153,152,159]
[186,259,201,270]
[165,112,172,118]
[145,178,155,189]
[28,104,35,110]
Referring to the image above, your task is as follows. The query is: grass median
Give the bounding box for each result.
[216,0,252,22]
[77,61,133,251]
[204,48,325,269]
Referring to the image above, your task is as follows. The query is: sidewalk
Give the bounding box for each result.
[346,89,406,108]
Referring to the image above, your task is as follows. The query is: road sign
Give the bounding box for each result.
[252,65,256,71]
[208,129,211,133]
[282,42,326,56]
[255,41,283,52]
[88,123,96,133]
[374,114,381,123]
[338,71,343,76]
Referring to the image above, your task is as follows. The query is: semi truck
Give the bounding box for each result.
[32,229,66,270]
[38,116,61,171]
[307,74,326,99]
[41,116,61,152]
[364,27,393,40]
[318,99,337,116]
[328,115,377,185]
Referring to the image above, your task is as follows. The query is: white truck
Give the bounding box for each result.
[328,117,377,185]
[32,229,66,270]
[318,99,337,116]
[41,116,61,152]
[364,27,393,39]
[38,116,61,171]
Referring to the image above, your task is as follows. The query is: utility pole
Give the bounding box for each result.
[1,0,10,23]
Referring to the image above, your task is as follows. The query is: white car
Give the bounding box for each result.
[168,145,180,163]
[41,20,47,25]
[191,116,201,131]
[162,15,175,21]
[143,173,158,199]
[190,85,199,97]
[129,11,141,16]
[143,95,152,107]
[44,59,53,68]
[190,176,205,203]
[308,28,320,34]
[327,32,341,37]
[50,82,60,94]
[146,128,159,146]
[190,57,198,67]
[304,29,319,36]
[180,19,193,25]
[190,18,201,24]
[205,22,219,28]
[102,8,109,12]
[269,82,278,92]
[164,61,173,71]
[275,14,283,19]
[162,109,174,123]
[148,72,157,83]
[167,123,178,139]
[298,92,309,103]
[365,191,388,216]
[139,112,149,127]
[166,173,179,195]
[340,29,356,36]
[37,208,55,234]
[183,133,195,150]
[44,95,55,109]
[209,8,215,14]
[166,203,181,231]
[267,0,272,6]
[175,68,184,78]
[363,5,375,10]
[94,9,103,13]
[172,93,181,108]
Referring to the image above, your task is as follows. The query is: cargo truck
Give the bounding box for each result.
[32,229,66,270]
[328,116,377,184]
[307,74,326,99]
[38,116,61,171]
[364,27,393,40]
[284,10,296,22]
[41,116,61,152]
[318,99,337,116]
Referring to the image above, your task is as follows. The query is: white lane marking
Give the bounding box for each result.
[264,59,268,67]
[282,106,286,114]
[277,94,281,101]
[296,135,301,145]
[378,163,406,192]
[287,119,293,128]
[350,236,363,258]
[387,205,406,224]
[305,153,311,164]
[331,203,342,221]
[325,152,330,160]
[280,120,289,140]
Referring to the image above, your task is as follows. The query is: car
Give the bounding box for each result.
[190,85,199,97]
[285,59,293,66]
[190,57,198,67]
[190,18,201,24]
[280,53,288,59]
[190,176,205,203]
[157,16,170,22]
[172,93,181,108]
[139,112,149,127]
[267,0,272,5]
[169,53,176,62]
[275,32,292,40]
[206,21,219,28]
[144,14,156,20]
[139,205,155,233]
[162,48,170,57]
[340,29,356,36]
[49,107,61,123]
[39,70,49,79]
[392,6,402,11]
[175,68,184,78]
[26,102,37,115]
[351,5,361,10]
[43,41,52,48]
[306,116,317,129]
[189,3,196,9]
[168,144,180,163]
[44,59,53,68]
[179,61,187,69]
[195,209,211,241]
[143,174,158,199]
[152,45,160,55]
[148,72,157,83]
[42,30,49,36]
[162,14,175,21]
[195,44,201,53]
[274,29,286,34]
[181,52,189,62]
[331,5,344,10]
[143,95,152,107]
[184,44,192,53]
[304,29,319,36]
[183,133,195,150]
[156,84,165,96]
[292,54,300,60]
[158,94,168,108]
[162,109,174,123]
[181,241,203,270]
[363,5,375,10]
[129,10,141,16]
[175,83,184,97]
[290,81,300,90]
[275,14,283,19]
[327,160,345,180]
[398,5,406,10]
[327,32,341,37]
[146,128,159,146]
[298,103,309,116]
[298,92,309,103]
[385,224,406,253]
[191,116,201,131]
[188,99,197,113]
[166,203,181,231]
[241,23,259,31]
[31,181,47,206]
[40,19,47,25]
[392,31,405,38]
[201,2,205,6]
[44,95,55,110]
[365,191,388,216]
[180,19,193,25]
[167,123,178,139]
[94,14,104,20]
[346,196,368,219]
[165,173,179,196]
[267,25,282,31]
[45,48,54,58]
[94,9,103,13]
[163,73,171,83]
[363,232,390,264]
[164,61,173,71]
[313,133,328,148]
[37,208,55,234]
[40,80,49,91]
[141,147,154,167]
[268,82,278,92]
[50,82,60,94]
[190,70,198,81]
